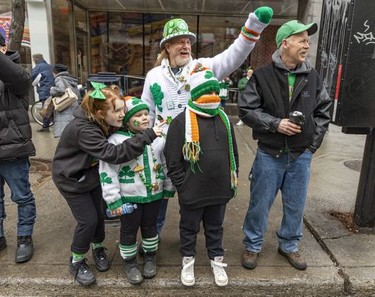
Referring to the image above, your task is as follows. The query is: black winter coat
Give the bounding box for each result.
[165,112,239,209]
[0,51,34,160]
[238,51,332,159]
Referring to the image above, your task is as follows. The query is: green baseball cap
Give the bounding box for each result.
[160,18,196,49]
[276,20,318,48]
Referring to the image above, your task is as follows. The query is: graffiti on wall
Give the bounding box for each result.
[354,20,375,45]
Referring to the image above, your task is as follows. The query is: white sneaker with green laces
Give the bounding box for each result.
[210,256,228,286]
[181,256,195,286]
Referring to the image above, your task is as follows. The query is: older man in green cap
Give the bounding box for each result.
[238,20,332,271]
[141,6,273,286]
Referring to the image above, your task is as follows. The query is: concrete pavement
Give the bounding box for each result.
[0,117,374,296]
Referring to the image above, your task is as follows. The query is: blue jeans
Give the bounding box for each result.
[0,158,36,237]
[242,148,312,253]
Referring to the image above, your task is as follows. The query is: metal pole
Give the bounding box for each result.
[354,128,375,227]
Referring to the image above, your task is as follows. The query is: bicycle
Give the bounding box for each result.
[30,101,54,126]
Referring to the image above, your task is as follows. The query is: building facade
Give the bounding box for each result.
[1,0,323,91]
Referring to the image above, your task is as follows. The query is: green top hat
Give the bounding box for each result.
[160,18,197,49]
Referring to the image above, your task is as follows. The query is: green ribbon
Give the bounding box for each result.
[89,81,107,100]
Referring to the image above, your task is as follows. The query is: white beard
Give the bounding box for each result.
[175,55,191,67]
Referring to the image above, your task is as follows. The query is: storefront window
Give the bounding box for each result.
[87,13,253,78]
[89,12,107,74]
[74,5,88,84]
[90,12,144,76]
[197,16,242,58]
[51,1,72,72]
[143,14,172,73]
[197,15,251,87]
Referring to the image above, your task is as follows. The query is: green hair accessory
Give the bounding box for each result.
[89,81,107,100]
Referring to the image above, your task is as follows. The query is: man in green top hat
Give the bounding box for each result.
[141,6,274,247]
[238,20,332,271]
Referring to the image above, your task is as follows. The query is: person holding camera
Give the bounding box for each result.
[238,20,332,271]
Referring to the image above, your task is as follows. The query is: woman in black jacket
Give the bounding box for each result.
[52,82,163,286]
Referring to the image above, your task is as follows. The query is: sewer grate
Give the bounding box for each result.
[30,158,52,173]
[343,159,362,172]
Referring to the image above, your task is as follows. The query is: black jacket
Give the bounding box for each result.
[238,51,332,159]
[0,51,35,160]
[165,112,239,209]
[52,106,158,194]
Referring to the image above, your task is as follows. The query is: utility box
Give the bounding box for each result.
[316,0,375,129]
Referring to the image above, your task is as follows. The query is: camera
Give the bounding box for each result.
[289,111,305,126]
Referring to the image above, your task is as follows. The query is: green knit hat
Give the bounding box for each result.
[123,96,149,125]
[189,64,220,101]
[276,20,317,48]
[160,18,197,48]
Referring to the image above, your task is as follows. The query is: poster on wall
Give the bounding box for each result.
[0,12,30,47]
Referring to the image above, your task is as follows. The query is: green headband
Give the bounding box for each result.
[89,81,106,100]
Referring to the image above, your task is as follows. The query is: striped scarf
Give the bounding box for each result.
[183,94,238,192]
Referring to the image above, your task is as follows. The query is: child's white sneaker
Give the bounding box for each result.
[210,256,228,286]
[181,256,195,286]
[236,120,243,126]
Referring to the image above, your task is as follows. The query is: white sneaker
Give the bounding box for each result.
[181,256,195,286]
[210,256,228,287]
[236,120,243,126]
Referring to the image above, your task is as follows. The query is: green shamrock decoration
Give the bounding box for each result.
[150,83,164,112]
[119,165,135,183]
[133,120,140,127]
[100,172,112,185]
[166,116,173,124]
[204,71,214,79]
[131,97,142,105]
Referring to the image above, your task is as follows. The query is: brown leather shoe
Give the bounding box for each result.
[241,250,259,270]
[278,248,307,270]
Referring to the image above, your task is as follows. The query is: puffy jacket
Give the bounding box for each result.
[238,50,332,159]
[50,71,81,138]
[0,51,35,160]
[50,71,80,98]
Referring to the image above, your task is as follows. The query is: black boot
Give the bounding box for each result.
[15,236,33,263]
[124,257,143,285]
[92,247,110,272]
[143,251,157,279]
[69,257,96,286]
